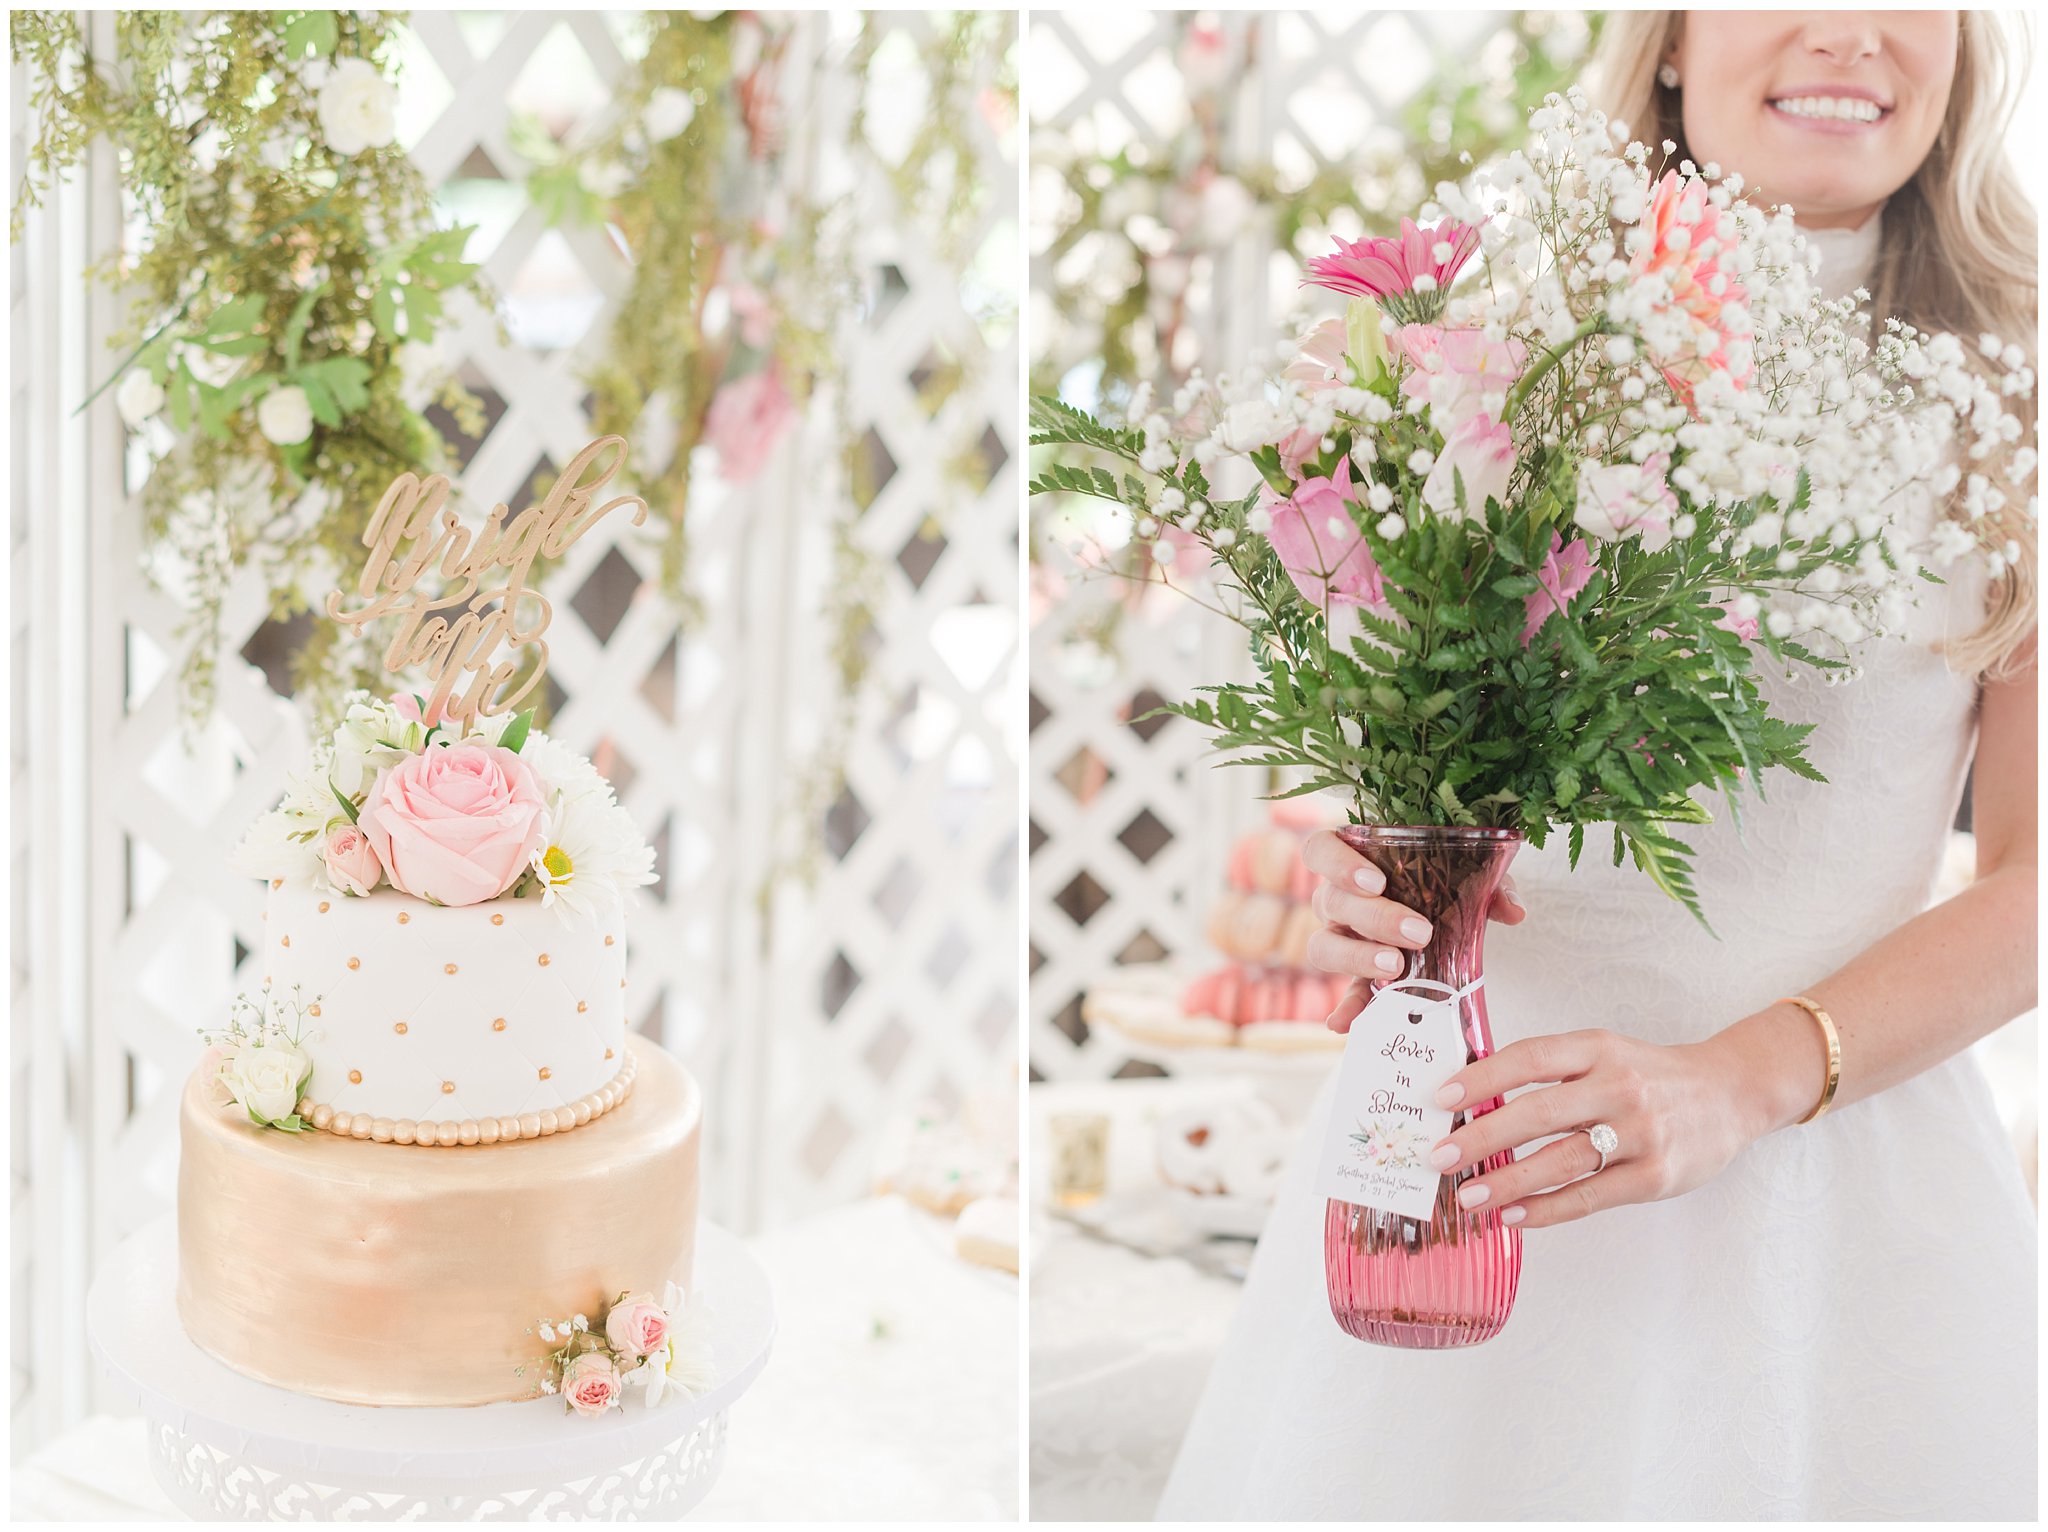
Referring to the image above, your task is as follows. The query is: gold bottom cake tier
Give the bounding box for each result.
[177,1039,701,1408]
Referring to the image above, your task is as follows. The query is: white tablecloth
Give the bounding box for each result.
[11,1196,1016,1522]
[1027,1078,1271,1522]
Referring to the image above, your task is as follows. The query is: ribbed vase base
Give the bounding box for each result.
[1327,1307,1510,1350]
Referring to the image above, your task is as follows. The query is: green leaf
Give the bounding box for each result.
[497,707,534,754]
[331,783,359,823]
[278,11,339,59]
[281,283,324,371]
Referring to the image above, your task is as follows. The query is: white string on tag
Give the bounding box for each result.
[1372,973,1484,1007]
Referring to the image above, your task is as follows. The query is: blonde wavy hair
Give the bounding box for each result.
[1591,10,2039,680]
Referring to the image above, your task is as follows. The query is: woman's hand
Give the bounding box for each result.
[1428,1026,1769,1229]
[1301,828,1527,1031]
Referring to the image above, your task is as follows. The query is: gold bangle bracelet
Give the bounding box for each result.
[1781,994,1842,1124]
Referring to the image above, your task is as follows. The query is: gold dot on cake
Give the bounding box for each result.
[394,1021,409,1035]
[308,1004,322,1017]
[492,1017,506,1032]
[441,1081,455,1095]
[271,879,283,890]
[280,935,290,947]
[397,912,410,924]
[577,1001,588,1013]
[491,913,504,926]
[604,1048,614,1060]
[604,934,614,947]
[444,963,458,975]
[348,1069,362,1085]
[347,957,360,970]
[318,901,330,914]
[538,954,550,967]
[538,1066,552,1081]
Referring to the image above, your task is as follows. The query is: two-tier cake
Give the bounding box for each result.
[188,691,704,1412]
[182,440,712,1417]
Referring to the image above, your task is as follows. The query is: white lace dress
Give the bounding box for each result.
[1156,222,2038,1521]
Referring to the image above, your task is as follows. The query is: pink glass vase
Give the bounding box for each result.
[1324,823,1524,1348]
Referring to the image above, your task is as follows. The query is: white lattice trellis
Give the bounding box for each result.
[12,8,1017,1450]
[1026,10,1518,1082]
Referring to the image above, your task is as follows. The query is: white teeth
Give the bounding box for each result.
[1772,95,1884,123]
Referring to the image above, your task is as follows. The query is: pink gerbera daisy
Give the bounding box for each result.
[1303,217,1482,325]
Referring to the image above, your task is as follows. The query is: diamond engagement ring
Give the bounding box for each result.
[1584,1123,1620,1172]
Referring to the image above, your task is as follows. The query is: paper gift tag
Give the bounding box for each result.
[1312,978,1474,1220]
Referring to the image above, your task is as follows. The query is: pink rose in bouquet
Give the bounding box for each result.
[1715,606,1760,643]
[706,366,795,483]
[560,1351,622,1417]
[603,1293,672,1360]
[322,822,384,897]
[358,743,548,907]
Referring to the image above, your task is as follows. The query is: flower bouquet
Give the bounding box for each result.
[1030,89,2033,1347]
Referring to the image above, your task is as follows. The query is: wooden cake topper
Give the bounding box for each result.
[326,436,649,727]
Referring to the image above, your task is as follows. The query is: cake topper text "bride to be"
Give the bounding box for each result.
[326,435,648,726]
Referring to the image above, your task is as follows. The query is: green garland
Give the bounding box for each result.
[11,10,487,725]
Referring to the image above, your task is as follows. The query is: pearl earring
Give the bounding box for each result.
[1657,63,1680,89]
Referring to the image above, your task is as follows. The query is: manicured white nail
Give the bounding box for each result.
[1354,867,1385,894]
[1500,1206,1527,1226]
[1457,1182,1491,1209]
[1428,1142,1460,1171]
[1374,950,1401,974]
[1400,917,1431,943]
[1502,886,1524,910]
[1434,1081,1465,1109]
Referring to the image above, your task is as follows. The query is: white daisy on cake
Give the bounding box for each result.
[528,787,658,919]
[520,730,617,808]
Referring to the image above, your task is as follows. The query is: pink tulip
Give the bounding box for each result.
[1390,325,1527,436]
[1422,413,1515,521]
[1265,458,1385,613]
[1521,532,1595,645]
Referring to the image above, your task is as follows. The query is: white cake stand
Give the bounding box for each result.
[88,1217,774,1521]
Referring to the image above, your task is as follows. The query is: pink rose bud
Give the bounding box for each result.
[603,1293,671,1360]
[323,822,384,897]
[357,743,548,907]
[560,1351,621,1418]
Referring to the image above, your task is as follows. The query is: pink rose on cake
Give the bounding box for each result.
[560,1351,622,1417]
[603,1293,671,1360]
[357,743,548,907]
[322,823,383,897]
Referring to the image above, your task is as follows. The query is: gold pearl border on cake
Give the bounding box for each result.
[292,1051,640,1148]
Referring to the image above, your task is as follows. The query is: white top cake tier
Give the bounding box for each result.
[261,880,626,1126]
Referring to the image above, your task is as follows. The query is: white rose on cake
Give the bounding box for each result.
[223,1038,312,1129]
[316,57,398,156]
